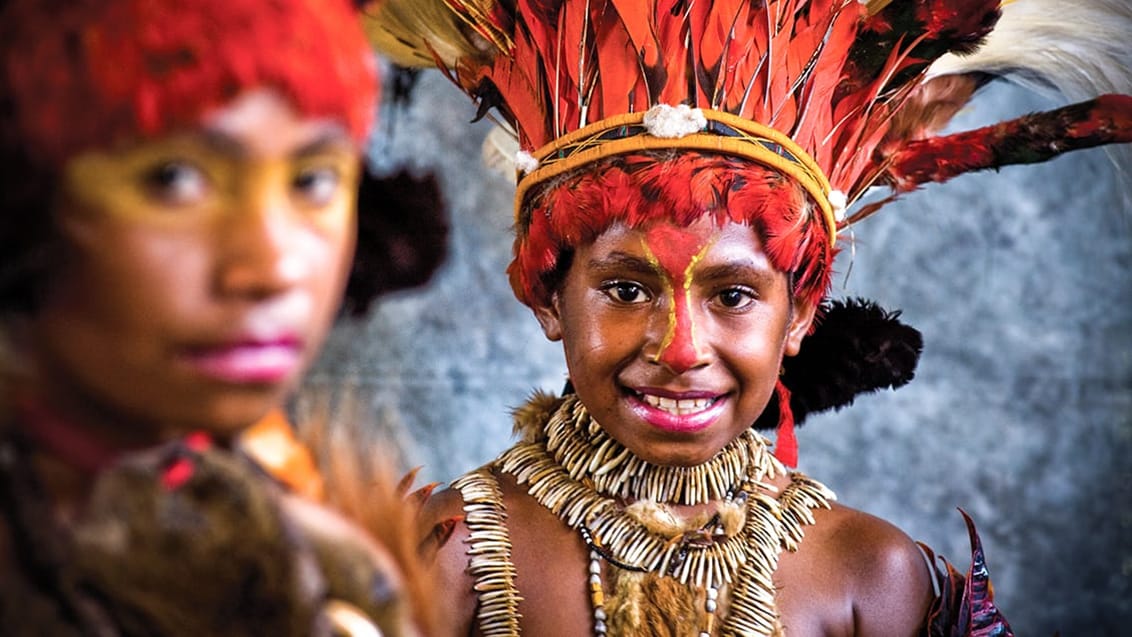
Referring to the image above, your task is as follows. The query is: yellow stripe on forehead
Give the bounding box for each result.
[640,230,715,366]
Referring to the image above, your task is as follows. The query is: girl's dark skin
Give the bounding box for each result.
[421,218,932,636]
[0,89,374,578]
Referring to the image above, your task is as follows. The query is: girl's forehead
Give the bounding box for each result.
[200,90,355,152]
[589,219,769,269]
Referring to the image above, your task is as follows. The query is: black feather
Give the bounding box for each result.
[754,297,923,429]
[343,169,450,315]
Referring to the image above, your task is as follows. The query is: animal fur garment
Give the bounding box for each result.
[607,571,700,637]
[70,439,402,636]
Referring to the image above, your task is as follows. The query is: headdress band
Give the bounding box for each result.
[515,105,839,246]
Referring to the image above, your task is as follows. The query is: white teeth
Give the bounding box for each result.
[641,393,715,415]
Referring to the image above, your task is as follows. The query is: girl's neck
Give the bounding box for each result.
[13,392,155,475]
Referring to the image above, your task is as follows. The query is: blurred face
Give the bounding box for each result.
[535,217,815,466]
[30,89,360,443]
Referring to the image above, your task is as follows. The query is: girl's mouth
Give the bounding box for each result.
[627,389,727,433]
[638,392,719,416]
[183,337,303,384]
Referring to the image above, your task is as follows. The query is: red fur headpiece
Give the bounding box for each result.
[1,0,379,168]
[514,151,830,309]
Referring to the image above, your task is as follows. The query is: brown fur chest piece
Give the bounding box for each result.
[69,436,407,636]
[583,494,752,636]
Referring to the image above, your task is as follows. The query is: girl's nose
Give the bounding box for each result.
[648,291,710,374]
[216,192,306,299]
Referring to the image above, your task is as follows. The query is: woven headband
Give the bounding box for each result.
[514,105,840,246]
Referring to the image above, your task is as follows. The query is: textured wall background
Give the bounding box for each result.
[308,72,1132,633]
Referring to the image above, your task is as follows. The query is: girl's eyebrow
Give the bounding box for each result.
[586,251,659,277]
[196,127,352,159]
[693,261,778,287]
[197,129,245,157]
[292,128,354,157]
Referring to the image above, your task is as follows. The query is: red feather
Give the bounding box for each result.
[885,94,1132,194]
[772,379,798,468]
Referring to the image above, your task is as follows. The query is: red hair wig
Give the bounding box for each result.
[1,0,378,168]
[510,151,836,311]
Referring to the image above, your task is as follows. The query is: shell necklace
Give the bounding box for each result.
[498,394,834,636]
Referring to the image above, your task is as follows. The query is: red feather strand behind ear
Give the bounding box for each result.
[773,379,797,468]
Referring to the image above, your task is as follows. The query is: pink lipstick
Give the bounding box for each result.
[183,338,302,384]
[627,389,727,433]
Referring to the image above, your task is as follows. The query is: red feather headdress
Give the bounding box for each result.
[365,0,1132,297]
[364,0,1132,463]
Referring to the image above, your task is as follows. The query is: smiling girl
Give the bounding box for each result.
[364,0,1132,635]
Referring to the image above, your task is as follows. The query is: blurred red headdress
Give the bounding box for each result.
[0,0,455,314]
[1,0,380,168]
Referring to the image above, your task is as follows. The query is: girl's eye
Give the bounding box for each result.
[293,166,341,206]
[142,161,207,205]
[602,281,650,304]
[716,287,755,309]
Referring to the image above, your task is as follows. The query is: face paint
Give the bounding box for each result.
[31,90,360,445]
[541,219,805,467]
[642,223,715,374]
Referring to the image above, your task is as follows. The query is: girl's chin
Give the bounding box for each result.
[157,400,281,443]
[620,436,730,468]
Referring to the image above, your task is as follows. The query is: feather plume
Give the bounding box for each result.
[754,298,923,428]
[883,94,1132,195]
[291,390,438,636]
[920,511,1015,635]
[481,123,522,177]
[929,0,1132,101]
[361,0,500,67]
[924,0,1132,181]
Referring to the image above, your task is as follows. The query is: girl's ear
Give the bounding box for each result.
[532,294,564,342]
[784,297,818,357]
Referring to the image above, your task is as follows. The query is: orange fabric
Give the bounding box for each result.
[239,410,325,500]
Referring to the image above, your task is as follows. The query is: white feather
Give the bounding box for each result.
[481,124,522,180]
[928,0,1132,101]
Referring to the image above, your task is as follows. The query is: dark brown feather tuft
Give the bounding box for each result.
[756,298,922,429]
[345,168,449,315]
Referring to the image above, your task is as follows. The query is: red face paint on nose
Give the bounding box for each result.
[642,224,713,373]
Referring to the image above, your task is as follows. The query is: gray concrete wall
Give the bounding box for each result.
[308,72,1132,633]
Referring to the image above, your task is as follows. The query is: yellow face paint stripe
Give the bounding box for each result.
[641,236,714,365]
[640,239,675,360]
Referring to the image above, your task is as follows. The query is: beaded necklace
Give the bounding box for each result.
[493,393,835,636]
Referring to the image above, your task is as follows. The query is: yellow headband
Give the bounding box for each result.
[514,106,838,246]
